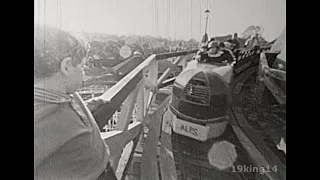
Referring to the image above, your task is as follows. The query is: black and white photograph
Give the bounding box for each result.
[34,0,286,179]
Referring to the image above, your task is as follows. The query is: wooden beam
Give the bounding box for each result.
[157,56,184,86]
[230,107,286,180]
[143,59,158,114]
[155,50,197,60]
[120,84,147,180]
[140,113,160,180]
[232,66,258,94]
[159,108,178,180]
[99,54,156,103]
[92,55,156,128]
[120,135,142,180]
[102,122,143,160]
[115,82,140,131]
[141,96,171,180]
[263,76,286,105]
[267,69,286,82]
[112,82,141,171]
[112,56,144,75]
[158,77,176,89]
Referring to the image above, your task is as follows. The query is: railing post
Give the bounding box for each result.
[111,81,142,172]
[143,59,158,115]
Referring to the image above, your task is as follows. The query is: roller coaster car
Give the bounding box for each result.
[169,61,234,141]
[169,46,262,141]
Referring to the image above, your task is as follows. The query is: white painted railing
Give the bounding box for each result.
[74,49,197,180]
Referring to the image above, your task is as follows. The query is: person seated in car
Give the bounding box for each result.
[202,41,234,65]
[196,43,208,63]
[227,33,240,50]
[222,42,236,61]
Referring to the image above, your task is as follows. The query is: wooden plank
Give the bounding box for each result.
[120,135,142,180]
[263,76,286,105]
[140,112,160,180]
[232,126,285,180]
[232,66,257,94]
[158,77,176,89]
[99,54,156,103]
[116,141,134,179]
[141,96,171,180]
[115,82,140,131]
[92,55,156,129]
[230,108,286,180]
[120,83,147,180]
[112,82,141,171]
[157,56,184,86]
[159,108,178,180]
[268,69,286,82]
[155,50,197,60]
[92,77,142,129]
[102,122,143,158]
[143,59,158,115]
[113,56,144,76]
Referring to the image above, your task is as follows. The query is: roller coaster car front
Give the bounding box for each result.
[171,65,232,121]
[168,64,234,141]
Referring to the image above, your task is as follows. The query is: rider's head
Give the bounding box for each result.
[208,41,220,54]
[34,25,88,93]
[209,37,215,43]
[200,43,208,53]
[223,42,233,50]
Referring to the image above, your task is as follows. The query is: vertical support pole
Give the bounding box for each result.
[143,59,158,115]
[111,81,141,172]
[120,83,146,180]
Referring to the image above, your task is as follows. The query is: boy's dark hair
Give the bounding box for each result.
[34,25,87,79]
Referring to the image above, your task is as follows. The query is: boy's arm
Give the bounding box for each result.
[34,108,91,169]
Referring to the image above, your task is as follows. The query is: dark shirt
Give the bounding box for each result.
[227,38,240,49]
[200,51,233,64]
[221,49,235,63]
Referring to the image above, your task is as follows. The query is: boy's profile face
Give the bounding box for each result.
[63,56,87,93]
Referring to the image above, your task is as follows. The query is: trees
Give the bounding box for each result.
[241,25,270,47]
[242,25,264,39]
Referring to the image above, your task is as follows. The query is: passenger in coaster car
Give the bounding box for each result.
[204,41,232,65]
[222,42,236,62]
[227,33,240,50]
[196,43,208,63]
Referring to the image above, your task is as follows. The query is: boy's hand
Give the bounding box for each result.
[85,98,106,112]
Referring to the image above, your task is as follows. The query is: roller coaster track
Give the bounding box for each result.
[228,64,285,180]
[171,64,285,180]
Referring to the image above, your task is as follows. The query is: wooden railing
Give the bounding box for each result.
[256,52,286,105]
[75,46,271,179]
[82,49,196,179]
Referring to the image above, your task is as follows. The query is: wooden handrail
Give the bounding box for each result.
[79,49,199,179]
[81,46,274,179]
[91,50,197,129]
[155,49,197,60]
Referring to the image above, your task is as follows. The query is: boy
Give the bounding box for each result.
[34,25,117,180]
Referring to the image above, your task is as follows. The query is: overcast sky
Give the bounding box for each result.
[34,0,286,41]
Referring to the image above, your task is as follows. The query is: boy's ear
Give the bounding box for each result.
[60,57,73,76]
